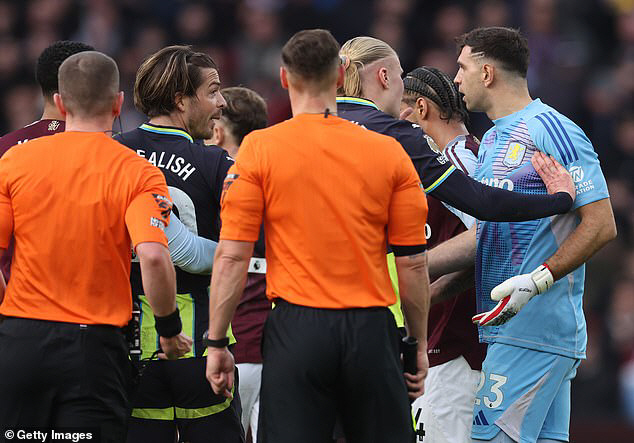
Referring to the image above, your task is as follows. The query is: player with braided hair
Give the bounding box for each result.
[400,65,486,443]
[403,66,469,125]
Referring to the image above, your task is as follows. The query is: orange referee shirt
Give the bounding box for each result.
[220,113,428,309]
[0,131,171,327]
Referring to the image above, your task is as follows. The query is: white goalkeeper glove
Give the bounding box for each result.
[472,264,554,327]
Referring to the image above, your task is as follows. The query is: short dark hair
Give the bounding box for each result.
[456,27,529,78]
[134,45,217,117]
[403,66,469,124]
[35,41,95,99]
[281,29,340,85]
[220,87,268,145]
[58,51,119,117]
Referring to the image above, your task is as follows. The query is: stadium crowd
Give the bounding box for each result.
[0,0,633,440]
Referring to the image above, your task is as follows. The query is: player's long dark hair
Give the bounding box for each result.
[403,66,470,126]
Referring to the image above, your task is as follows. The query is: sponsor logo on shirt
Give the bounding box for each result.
[570,165,584,182]
[48,120,60,131]
[569,165,594,195]
[480,177,514,191]
[502,142,526,167]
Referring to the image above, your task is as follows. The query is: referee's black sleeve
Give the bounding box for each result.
[391,244,427,257]
[430,169,573,222]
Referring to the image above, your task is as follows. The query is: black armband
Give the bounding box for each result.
[391,244,427,257]
[430,170,573,222]
[154,308,182,338]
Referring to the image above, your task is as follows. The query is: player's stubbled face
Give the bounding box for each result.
[454,46,484,112]
[186,68,226,140]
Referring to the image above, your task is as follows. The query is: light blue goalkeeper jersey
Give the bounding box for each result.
[474,99,609,359]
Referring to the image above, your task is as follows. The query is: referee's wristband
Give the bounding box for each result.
[154,308,182,338]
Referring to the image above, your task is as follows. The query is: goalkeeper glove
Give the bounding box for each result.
[472,264,554,327]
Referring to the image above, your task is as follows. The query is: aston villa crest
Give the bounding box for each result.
[503,142,526,167]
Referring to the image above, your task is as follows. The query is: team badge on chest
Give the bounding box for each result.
[503,141,526,168]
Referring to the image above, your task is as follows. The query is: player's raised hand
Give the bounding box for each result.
[472,264,554,327]
[531,151,575,203]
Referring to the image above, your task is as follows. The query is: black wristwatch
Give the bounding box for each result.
[203,331,229,348]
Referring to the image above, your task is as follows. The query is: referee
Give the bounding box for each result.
[206,29,429,443]
[0,51,189,440]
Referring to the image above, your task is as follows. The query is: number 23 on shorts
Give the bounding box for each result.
[475,370,508,409]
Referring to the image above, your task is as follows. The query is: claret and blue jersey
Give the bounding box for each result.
[475,99,609,359]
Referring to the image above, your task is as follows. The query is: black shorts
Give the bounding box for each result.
[0,317,130,442]
[127,357,244,443]
[258,300,415,443]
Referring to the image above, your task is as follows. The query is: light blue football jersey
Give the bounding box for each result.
[474,99,609,359]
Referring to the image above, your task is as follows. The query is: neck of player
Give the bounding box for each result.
[64,113,115,133]
[148,114,190,134]
[288,87,338,118]
[485,82,533,121]
[428,121,469,152]
[41,98,65,122]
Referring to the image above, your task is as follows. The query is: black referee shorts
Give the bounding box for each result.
[258,300,415,443]
[0,317,130,442]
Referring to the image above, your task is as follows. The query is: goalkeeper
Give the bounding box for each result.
[429,27,616,443]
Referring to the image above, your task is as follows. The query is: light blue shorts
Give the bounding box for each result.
[471,342,580,443]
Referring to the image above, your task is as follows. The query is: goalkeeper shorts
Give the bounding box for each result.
[471,343,580,443]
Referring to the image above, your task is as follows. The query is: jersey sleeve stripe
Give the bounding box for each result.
[444,145,457,168]
[535,114,572,164]
[424,164,456,193]
[548,111,579,162]
[542,112,575,164]
[447,145,467,172]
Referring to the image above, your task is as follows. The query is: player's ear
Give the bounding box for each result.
[53,93,67,118]
[280,66,289,90]
[212,124,224,146]
[113,91,124,117]
[174,92,186,113]
[416,97,429,120]
[336,64,345,89]
[482,63,494,88]
[378,67,389,90]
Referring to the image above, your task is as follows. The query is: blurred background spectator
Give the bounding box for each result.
[0,0,632,440]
